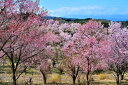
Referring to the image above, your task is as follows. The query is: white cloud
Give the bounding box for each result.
[48,6,128,17]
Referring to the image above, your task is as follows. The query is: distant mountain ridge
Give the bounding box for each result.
[63,14,128,21]
[42,16,128,28]
[43,15,128,22]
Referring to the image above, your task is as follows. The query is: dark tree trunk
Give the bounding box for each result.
[12,71,17,85]
[86,58,90,85]
[116,74,120,85]
[121,73,124,80]
[86,73,90,85]
[29,77,32,85]
[72,75,77,84]
[59,69,63,75]
[11,58,17,85]
[72,66,80,84]
[42,72,47,84]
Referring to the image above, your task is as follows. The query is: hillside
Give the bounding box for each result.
[43,16,128,27]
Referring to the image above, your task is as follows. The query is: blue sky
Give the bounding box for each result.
[40,0,128,20]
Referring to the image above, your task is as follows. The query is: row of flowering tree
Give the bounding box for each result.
[39,21,128,85]
[43,19,128,85]
[0,0,128,85]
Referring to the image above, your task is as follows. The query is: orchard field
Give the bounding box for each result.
[0,0,128,85]
[1,63,128,85]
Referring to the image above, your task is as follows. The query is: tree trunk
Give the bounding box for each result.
[116,74,120,85]
[59,69,63,75]
[42,72,47,84]
[121,73,124,80]
[12,72,17,85]
[29,77,32,85]
[72,66,79,85]
[12,60,17,85]
[72,75,76,84]
[86,73,90,85]
[86,58,90,85]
